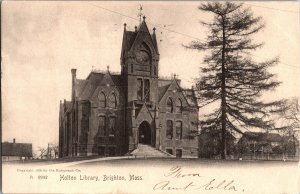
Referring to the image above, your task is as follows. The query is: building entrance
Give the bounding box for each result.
[138,121,151,145]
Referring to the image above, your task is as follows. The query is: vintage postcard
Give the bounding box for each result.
[2,1,300,194]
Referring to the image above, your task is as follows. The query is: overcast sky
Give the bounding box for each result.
[2,1,299,154]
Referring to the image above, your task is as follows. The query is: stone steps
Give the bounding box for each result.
[130,144,174,158]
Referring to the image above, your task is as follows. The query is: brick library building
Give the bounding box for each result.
[59,17,199,158]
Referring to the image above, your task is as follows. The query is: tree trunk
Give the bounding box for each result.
[221,16,227,159]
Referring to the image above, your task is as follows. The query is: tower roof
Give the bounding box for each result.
[121,17,159,60]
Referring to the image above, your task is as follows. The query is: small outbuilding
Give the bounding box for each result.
[2,139,33,161]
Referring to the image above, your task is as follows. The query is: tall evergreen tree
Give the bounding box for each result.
[185,2,284,159]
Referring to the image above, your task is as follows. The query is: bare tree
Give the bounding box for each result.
[37,147,48,159]
[50,144,59,159]
[185,2,284,159]
[281,98,300,131]
[36,143,59,159]
[278,98,300,155]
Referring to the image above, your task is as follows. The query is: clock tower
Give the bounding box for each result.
[120,16,159,103]
[120,16,160,150]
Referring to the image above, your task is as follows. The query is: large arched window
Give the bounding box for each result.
[108,93,117,109]
[98,92,106,108]
[108,117,116,136]
[166,120,173,139]
[176,121,182,140]
[98,116,106,136]
[176,98,183,113]
[167,97,173,113]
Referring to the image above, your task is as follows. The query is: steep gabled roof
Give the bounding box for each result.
[75,79,88,98]
[77,80,97,101]
[157,78,197,107]
[111,74,122,86]
[122,31,137,54]
[182,89,198,107]
[121,19,159,59]
[99,71,116,86]
[75,72,103,100]
[158,84,170,103]
[130,20,158,55]
[75,71,122,101]
[136,103,153,121]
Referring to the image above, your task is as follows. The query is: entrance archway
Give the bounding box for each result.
[138,121,151,145]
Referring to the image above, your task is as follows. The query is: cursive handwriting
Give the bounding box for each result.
[156,166,242,192]
[153,179,238,192]
[164,166,202,178]
[153,181,196,191]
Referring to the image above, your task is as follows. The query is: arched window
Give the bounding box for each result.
[166,120,173,139]
[176,121,182,140]
[167,97,173,113]
[137,78,143,100]
[108,117,116,136]
[144,79,150,101]
[176,99,183,113]
[98,116,106,136]
[98,92,106,108]
[108,93,117,109]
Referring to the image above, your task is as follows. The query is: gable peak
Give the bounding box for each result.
[137,16,150,33]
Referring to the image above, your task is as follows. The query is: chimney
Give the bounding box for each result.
[64,99,67,112]
[71,69,77,101]
[13,138,16,143]
[71,69,77,78]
